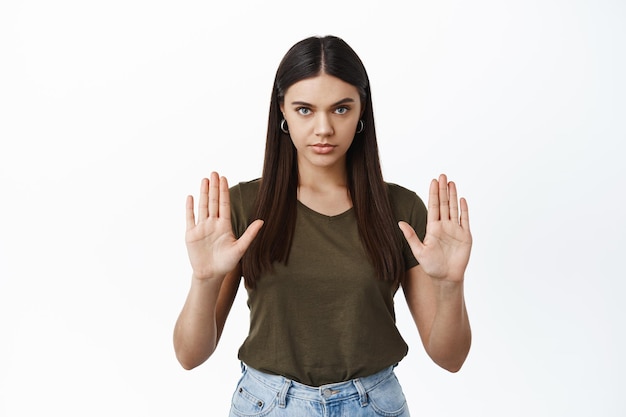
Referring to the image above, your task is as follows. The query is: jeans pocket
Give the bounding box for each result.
[367,374,408,417]
[230,372,278,417]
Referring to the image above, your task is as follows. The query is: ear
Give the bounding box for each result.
[279,103,285,116]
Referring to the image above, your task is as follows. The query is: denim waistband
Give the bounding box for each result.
[240,362,396,406]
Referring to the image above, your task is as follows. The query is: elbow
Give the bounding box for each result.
[432,352,469,373]
[440,359,465,373]
[428,337,471,373]
[176,352,199,370]
[175,347,197,370]
[179,361,195,371]
[174,340,214,370]
[178,360,200,371]
[175,350,211,370]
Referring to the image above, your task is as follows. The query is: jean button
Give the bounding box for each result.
[322,388,332,397]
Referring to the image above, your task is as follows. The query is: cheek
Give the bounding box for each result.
[285,118,309,136]
[287,128,307,148]
[338,120,359,135]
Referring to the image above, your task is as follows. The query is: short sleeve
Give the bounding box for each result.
[229,179,261,239]
[387,183,428,271]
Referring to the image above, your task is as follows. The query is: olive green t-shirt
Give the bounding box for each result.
[230,179,427,386]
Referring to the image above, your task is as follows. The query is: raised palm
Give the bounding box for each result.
[185,172,263,280]
[399,174,472,282]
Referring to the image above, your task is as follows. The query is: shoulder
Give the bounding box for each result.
[386,182,427,228]
[230,178,261,203]
[229,179,261,237]
[386,182,417,198]
[386,183,427,264]
[386,182,424,211]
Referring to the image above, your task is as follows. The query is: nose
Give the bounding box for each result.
[313,113,334,137]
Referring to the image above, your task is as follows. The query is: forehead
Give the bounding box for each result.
[284,73,360,104]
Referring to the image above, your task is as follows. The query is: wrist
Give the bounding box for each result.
[191,269,225,281]
[432,278,465,299]
[190,273,225,289]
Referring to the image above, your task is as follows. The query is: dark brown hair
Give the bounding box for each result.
[241,35,404,288]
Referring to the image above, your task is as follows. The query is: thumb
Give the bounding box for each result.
[398,221,424,259]
[235,219,264,253]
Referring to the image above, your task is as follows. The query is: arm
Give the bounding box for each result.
[399,174,472,372]
[173,172,263,370]
[173,266,241,370]
[401,265,471,372]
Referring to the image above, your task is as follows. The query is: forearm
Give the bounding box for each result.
[427,280,471,372]
[173,275,224,369]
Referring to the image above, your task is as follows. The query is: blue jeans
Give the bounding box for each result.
[229,363,410,417]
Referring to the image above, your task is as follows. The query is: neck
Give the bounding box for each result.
[297,160,348,190]
[296,161,352,216]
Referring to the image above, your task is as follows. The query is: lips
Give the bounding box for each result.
[311,143,336,154]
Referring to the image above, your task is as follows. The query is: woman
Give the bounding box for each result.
[174,35,472,417]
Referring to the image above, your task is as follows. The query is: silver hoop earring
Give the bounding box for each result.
[280,119,289,134]
[356,120,364,134]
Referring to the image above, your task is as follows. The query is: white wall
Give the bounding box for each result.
[1,1,624,416]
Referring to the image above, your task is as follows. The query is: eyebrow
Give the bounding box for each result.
[290,97,356,107]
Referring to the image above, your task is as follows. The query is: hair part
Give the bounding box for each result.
[241,35,404,288]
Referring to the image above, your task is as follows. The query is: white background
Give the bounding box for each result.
[1,0,625,416]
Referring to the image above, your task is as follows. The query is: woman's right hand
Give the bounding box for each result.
[185,172,263,281]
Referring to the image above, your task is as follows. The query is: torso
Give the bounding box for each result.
[229,179,428,386]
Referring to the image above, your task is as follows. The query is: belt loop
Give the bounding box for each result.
[278,378,292,408]
[240,361,246,373]
[353,378,368,407]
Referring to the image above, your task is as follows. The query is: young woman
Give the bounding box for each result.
[174,35,472,417]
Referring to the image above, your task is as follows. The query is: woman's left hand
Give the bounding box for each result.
[399,174,472,283]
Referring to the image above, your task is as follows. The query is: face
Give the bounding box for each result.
[280,73,362,175]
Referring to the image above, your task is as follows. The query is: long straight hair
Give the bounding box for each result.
[241,35,404,288]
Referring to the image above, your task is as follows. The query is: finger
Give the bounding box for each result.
[219,176,231,220]
[449,181,459,223]
[198,178,209,219]
[208,172,220,218]
[427,178,440,223]
[438,174,450,220]
[185,195,196,230]
[398,221,424,259]
[235,219,264,254]
[460,197,471,232]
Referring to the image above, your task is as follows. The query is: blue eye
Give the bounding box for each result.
[296,107,311,115]
[334,106,349,115]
